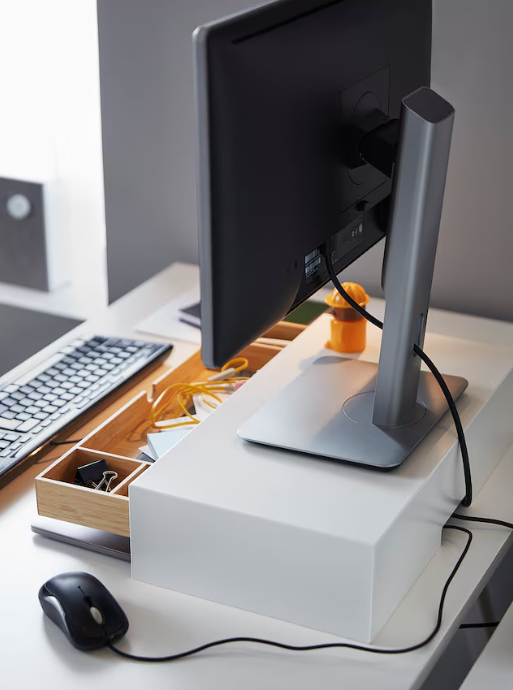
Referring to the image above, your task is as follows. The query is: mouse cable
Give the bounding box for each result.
[50,439,83,446]
[107,526,472,662]
[324,245,472,507]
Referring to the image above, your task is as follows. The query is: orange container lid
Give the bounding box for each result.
[325,282,369,309]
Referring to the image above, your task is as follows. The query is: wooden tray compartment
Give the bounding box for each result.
[35,333,301,537]
[36,448,150,537]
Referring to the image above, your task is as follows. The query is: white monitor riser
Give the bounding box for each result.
[130,315,513,643]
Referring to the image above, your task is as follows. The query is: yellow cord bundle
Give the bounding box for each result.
[150,358,249,430]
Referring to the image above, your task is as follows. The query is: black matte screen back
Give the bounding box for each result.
[194,0,431,367]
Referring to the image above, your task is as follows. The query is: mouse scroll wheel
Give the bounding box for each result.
[89,607,104,625]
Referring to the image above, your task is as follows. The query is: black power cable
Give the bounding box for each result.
[107,526,472,662]
[459,621,499,630]
[50,439,83,446]
[324,248,472,507]
[453,514,513,531]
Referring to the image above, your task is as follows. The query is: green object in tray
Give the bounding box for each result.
[284,300,328,325]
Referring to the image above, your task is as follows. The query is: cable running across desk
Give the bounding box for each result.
[108,526,472,662]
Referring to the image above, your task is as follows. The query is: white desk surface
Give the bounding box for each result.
[2,261,513,690]
[461,600,513,690]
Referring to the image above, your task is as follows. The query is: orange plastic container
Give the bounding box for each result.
[325,282,369,353]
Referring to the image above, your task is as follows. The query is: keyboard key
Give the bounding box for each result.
[61,382,74,390]
[62,368,76,377]
[37,374,51,383]
[27,380,42,390]
[41,420,52,427]
[0,418,21,431]
[70,362,82,370]
[77,381,90,389]
[26,406,39,414]
[10,391,24,401]
[43,394,57,402]
[52,399,67,408]
[101,352,114,360]
[69,387,83,395]
[0,441,10,449]
[19,385,33,395]
[28,392,42,401]
[16,413,30,421]
[2,397,17,407]
[47,368,60,376]
[0,405,7,416]
[2,411,16,419]
[0,392,9,402]
[85,364,98,372]
[54,374,67,383]
[19,397,33,407]
[9,442,21,451]
[53,387,66,396]
[42,405,58,414]
[73,396,84,404]
[61,393,74,401]
[76,369,90,378]
[85,375,100,383]
[0,449,11,457]
[46,380,60,389]
[78,356,93,365]
[69,376,81,384]
[17,419,38,432]
[37,386,52,395]
[34,400,47,409]
[61,356,75,365]
[31,425,43,434]
[118,352,131,359]
[4,434,19,442]
[11,405,24,414]
[35,411,49,420]
[94,358,107,366]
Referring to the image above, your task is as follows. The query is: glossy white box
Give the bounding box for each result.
[130,315,513,642]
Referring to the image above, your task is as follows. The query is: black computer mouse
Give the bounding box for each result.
[39,572,129,651]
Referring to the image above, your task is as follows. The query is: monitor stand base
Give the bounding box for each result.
[238,356,468,470]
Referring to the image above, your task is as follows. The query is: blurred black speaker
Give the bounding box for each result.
[0,176,69,291]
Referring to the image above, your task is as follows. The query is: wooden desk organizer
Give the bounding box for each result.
[35,323,305,536]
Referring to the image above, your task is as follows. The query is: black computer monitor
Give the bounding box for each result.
[194,0,468,469]
[195,0,431,367]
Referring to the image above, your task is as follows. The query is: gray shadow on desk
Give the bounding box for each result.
[112,598,375,673]
[32,533,131,575]
[40,616,115,671]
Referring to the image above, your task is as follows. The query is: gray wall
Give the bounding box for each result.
[342,0,513,322]
[99,0,513,321]
[98,0,270,303]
